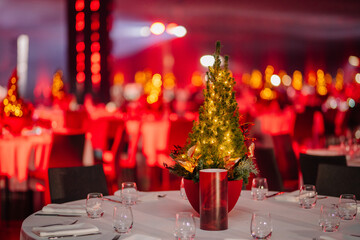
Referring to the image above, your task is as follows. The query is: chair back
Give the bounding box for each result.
[48,132,85,168]
[299,153,347,185]
[48,164,108,203]
[272,134,299,181]
[254,147,284,191]
[316,164,360,199]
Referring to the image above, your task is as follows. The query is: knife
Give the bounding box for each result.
[48,232,101,239]
[266,192,285,198]
[35,213,83,217]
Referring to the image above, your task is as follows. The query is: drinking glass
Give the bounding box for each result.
[299,184,317,209]
[173,212,196,240]
[338,194,357,220]
[251,177,268,201]
[180,178,187,200]
[319,203,340,232]
[113,205,133,234]
[121,182,138,205]
[250,212,273,239]
[86,193,104,218]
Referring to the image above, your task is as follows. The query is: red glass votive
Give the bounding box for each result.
[200,169,228,231]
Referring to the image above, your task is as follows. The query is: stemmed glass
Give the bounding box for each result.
[180,178,187,200]
[113,205,133,235]
[121,182,138,205]
[338,194,357,220]
[299,184,317,209]
[251,177,268,201]
[173,212,196,240]
[250,212,273,239]
[86,193,104,218]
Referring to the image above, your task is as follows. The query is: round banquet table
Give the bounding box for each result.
[21,191,360,240]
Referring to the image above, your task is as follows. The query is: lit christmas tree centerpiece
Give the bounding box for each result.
[165,42,257,213]
[1,69,33,134]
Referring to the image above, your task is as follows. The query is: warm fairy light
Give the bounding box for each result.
[349,56,359,67]
[52,70,65,100]
[250,70,262,89]
[335,69,344,91]
[282,74,292,86]
[200,55,215,67]
[308,71,316,86]
[163,73,176,89]
[317,86,327,96]
[191,71,203,87]
[355,73,360,84]
[260,87,275,100]
[114,72,124,85]
[270,74,281,87]
[150,22,165,35]
[152,74,162,87]
[292,70,302,90]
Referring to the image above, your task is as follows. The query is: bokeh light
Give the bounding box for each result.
[150,22,165,35]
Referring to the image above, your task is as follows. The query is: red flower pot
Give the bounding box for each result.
[184,178,243,214]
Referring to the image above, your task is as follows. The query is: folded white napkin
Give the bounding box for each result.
[122,234,161,240]
[32,223,99,237]
[41,204,86,215]
[273,191,299,203]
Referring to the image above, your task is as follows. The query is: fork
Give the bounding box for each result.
[40,219,78,227]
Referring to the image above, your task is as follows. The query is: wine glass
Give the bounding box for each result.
[86,192,104,218]
[121,182,138,205]
[173,212,196,240]
[299,184,317,209]
[250,211,273,239]
[113,205,133,234]
[338,194,357,220]
[251,177,268,201]
[180,178,187,200]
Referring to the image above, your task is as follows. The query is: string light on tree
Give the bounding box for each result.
[166,42,256,183]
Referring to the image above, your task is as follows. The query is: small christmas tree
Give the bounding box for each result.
[166,42,256,183]
[51,70,66,100]
[2,69,27,117]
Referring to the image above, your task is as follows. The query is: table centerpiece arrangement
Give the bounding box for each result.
[1,69,33,134]
[165,42,257,213]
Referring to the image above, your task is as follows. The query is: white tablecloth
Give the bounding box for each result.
[21,191,360,240]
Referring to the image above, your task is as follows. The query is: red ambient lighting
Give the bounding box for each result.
[76,72,85,83]
[91,52,101,63]
[90,0,100,11]
[76,42,85,52]
[91,74,101,84]
[91,42,100,52]
[75,0,84,11]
